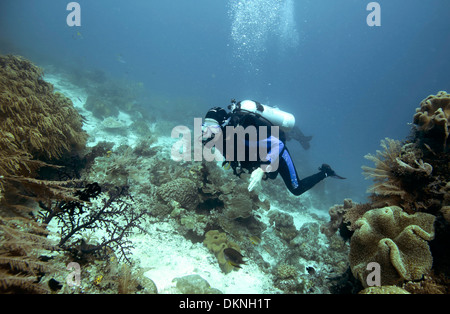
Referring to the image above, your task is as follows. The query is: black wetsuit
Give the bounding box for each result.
[212,110,327,196]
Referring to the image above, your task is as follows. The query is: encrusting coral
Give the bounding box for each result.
[349,206,435,287]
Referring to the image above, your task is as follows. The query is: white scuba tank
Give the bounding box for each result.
[232,100,296,130]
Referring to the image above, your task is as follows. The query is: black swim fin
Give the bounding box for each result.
[331,173,346,180]
[319,164,346,179]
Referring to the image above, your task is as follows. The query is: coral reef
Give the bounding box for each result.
[0,54,88,210]
[0,55,87,162]
[362,92,450,216]
[362,139,436,212]
[349,206,435,287]
[413,91,450,151]
[220,189,254,219]
[43,184,147,264]
[4,56,448,295]
[320,199,372,240]
[81,74,145,120]
[402,274,449,294]
[268,210,298,243]
[0,216,60,293]
[157,178,200,211]
[276,263,298,279]
[116,264,157,294]
[355,92,450,293]
[84,94,120,119]
[203,230,241,273]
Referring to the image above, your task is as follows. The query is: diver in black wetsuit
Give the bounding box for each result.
[201,100,345,196]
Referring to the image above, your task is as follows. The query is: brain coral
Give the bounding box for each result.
[156,178,199,210]
[413,91,450,150]
[349,206,435,287]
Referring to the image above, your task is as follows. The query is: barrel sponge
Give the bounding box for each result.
[349,206,435,287]
[156,178,199,210]
[0,55,88,163]
[203,230,240,274]
[413,91,450,148]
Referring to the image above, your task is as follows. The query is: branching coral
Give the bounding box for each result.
[349,206,435,287]
[40,184,147,264]
[0,216,60,293]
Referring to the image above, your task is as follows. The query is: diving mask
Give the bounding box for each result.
[201,118,222,142]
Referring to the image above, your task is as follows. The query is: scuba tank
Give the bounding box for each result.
[228,99,296,131]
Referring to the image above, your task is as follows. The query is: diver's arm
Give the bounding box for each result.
[248,136,283,192]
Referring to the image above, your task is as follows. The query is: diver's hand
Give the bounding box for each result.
[248,168,265,192]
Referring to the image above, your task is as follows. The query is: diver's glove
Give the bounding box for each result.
[248,167,265,192]
[319,164,346,179]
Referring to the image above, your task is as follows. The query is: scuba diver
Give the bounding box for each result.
[201,100,345,196]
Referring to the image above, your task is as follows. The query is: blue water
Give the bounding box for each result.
[1,0,449,206]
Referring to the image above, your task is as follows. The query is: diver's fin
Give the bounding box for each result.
[330,173,346,180]
[299,135,313,150]
[319,164,346,179]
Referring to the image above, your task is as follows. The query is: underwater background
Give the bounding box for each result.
[2,0,449,206]
[1,0,450,295]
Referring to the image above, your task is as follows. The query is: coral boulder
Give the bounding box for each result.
[156,178,199,210]
[413,91,450,150]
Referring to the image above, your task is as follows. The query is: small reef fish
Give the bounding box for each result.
[249,236,261,245]
[223,248,246,269]
[93,275,103,286]
[116,54,126,64]
[262,244,274,256]
[72,31,83,40]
